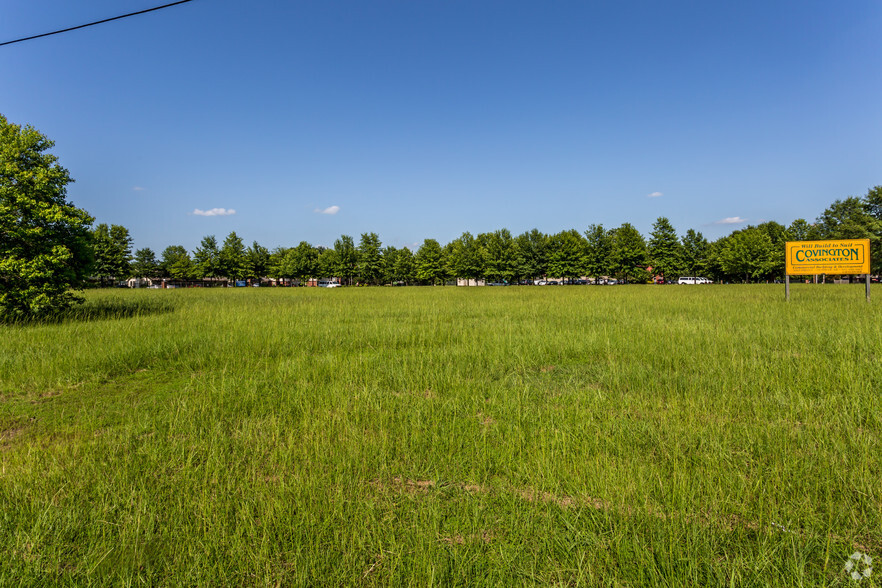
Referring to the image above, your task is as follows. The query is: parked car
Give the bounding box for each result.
[677,277,713,284]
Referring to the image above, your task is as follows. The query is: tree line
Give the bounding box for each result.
[94,186,882,287]
[3,113,880,321]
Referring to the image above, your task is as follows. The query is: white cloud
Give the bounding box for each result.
[315,205,340,215]
[715,216,746,225]
[647,191,663,198]
[193,208,236,217]
[133,186,146,192]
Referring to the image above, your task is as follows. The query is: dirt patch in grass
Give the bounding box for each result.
[477,412,495,426]
[461,484,488,494]
[370,477,490,497]
[517,487,608,510]
[0,426,26,449]
[370,477,437,494]
[31,389,64,403]
[391,388,436,400]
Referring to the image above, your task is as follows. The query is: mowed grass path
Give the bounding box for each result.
[1,285,880,586]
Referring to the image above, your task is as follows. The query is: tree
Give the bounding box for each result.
[160,245,193,280]
[609,223,649,282]
[245,241,270,281]
[131,247,160,279]
[280,241,318,285]
[755,221,788,276]
[192,235,220,280]
[382,246,416,285]
[218,231,247,281]
[357,232,384,285]
[863,186,882,274]
[816,193,882,275]
[481,229,518,283]
[447,232,484,285]
[715,227,777,283]
[1,115,94,319]
[381,245,399,284]
[91,223,133,286]
[818,196,882,276]
[547,229,587,282]
[316,247,339,281]
[865,185,882,220]
[647,217,682,280]
[816,197,879,240]
[680,229,709,278]
[334,235,358,285]
[786,219,821,242]
[268,247,289,282]
[514,229,548,282]
[391,246,415,285]
[584,224,613,279]
[415,239,447,285]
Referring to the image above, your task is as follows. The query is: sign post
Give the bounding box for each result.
[784,239,871,301]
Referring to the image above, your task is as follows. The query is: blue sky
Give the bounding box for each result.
[2,0,881,252]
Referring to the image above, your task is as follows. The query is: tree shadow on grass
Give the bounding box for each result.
[3,296,177,325]
[60,296,178,323]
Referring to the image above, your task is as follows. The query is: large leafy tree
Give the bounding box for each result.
[131,247,160,280]
[91,223,133,286]
[715,227,777,283]
[1,115,94,319]
[514,229,548,282]
[610,223,649,282]
[316,247,339,280]
[816,197,879,240]
[334,235,358,285]
[816,193,882,274]
[392,246,415,285]
[755,221,788,276]
[414,238,447,285]
[357,232,384,285]
[481,229,518,283]
[680,229,710,278]
[280,241,318,285]
[245,241,270,280]
[268,247,289,282]
[584,224,613,279]
[160,245,193,280]
[192,235,220,280]
[647,217,682,279]
[864,186,882,273]
[865,185,882,219]
[786,219,821,242]
[218,231,247,281]
[547,229,587,282]
[447,232,484,285]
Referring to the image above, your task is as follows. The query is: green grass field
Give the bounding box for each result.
[1,285,880,586]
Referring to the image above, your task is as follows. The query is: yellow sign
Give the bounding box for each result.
[785,239,871,275]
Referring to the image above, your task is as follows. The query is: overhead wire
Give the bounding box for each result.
[0,0,195,47]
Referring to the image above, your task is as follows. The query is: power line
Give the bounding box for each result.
[0,0,195,47]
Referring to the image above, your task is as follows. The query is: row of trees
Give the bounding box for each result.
[2,113,880,320]
[100,185,881,287]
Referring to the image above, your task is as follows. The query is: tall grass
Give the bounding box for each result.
[1,285,879,585]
